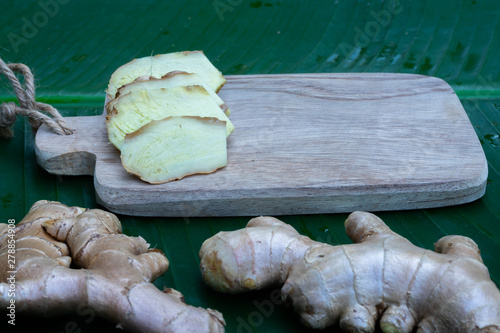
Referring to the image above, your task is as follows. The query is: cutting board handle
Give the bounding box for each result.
[35,114,108,176]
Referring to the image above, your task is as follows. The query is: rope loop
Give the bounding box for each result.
[0,58,74,139]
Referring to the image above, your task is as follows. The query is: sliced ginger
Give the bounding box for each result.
[105,51,233,185]
[0,200,225,332]
[114,71,230,116]
[199,212,500,333]
[121,116,227,184]
[106,50,226,99]
[106,85,234,150]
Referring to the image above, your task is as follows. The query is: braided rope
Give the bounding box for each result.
[0,58,74,138]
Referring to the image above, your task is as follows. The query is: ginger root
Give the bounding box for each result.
[0,200,225,332]
[199,212,500,332]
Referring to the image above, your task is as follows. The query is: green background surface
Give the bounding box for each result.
[1,0,499,332]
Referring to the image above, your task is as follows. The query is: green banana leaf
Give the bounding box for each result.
[1,0,499,332]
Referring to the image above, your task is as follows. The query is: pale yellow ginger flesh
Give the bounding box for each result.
[114,71,230,116]
[121,116,227,184]
[199,213,500,333]
[106,50,226,99]
[0,200,225,333]
[106,85,234,150]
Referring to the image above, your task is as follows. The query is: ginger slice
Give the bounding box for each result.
[113,71,230,116]
[106,50,226,99]
[121,116,227,184]
[106,85,234,150]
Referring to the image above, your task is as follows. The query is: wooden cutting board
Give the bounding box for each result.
[35,73,488,217]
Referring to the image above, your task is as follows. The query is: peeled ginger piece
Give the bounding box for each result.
[121,116,227,184]
[106,85,234,150]
[106,51,226,99]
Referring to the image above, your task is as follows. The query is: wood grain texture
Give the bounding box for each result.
[35,73,488,217]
